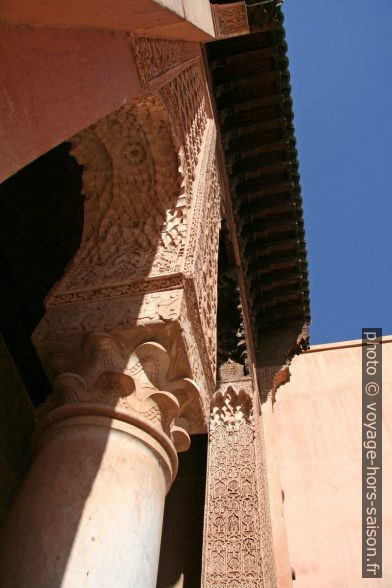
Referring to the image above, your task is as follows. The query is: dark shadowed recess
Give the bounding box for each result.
[157,434,208,588]
[0,143,84,406]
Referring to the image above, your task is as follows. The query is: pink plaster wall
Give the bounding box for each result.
[0,26,142,182]
[274,338,392,587]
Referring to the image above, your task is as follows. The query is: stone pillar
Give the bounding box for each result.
[202,379,277,588]
[0,338,194,587]
[1,48,220,585]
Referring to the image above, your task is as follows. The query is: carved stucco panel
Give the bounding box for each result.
[33,289,207,434]
[44,115,219,399]
[47,96,186,301]
[34,290,184,342]
[158,61,209,195]
[188,159,221,379]
[39,44,220,430]
[182,120,220,389]
[202,381,277,587]
[178,292,211,419]
[131,37,212,195]
[131,38,201,92]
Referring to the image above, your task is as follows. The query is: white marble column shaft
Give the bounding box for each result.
[0,405,178,588]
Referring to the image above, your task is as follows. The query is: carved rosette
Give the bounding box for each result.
[202,381,277,587]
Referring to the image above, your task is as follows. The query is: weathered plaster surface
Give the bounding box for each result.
[274,339,392,587]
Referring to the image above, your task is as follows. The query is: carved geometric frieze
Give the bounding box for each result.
[202,380,277,587]
[131,37,212,193]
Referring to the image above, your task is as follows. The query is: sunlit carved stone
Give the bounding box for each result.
[0,337,196,587]
[1,48,221,586]
[37,338,196,463]
[202,380,277,587]
[44,92,220,413]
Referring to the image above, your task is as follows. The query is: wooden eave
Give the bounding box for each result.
[205,7,311,362]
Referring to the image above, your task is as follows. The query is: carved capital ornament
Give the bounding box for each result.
[34,335,202,488]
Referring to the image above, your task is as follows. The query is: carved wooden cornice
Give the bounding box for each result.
[210,0,284,39]
[211,3,249,39]
[205,14,310,399]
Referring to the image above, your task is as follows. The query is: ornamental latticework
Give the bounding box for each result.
[203,383,277,587]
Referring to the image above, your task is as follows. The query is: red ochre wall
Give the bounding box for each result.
[0,26,142,182]
[273,338,392,587]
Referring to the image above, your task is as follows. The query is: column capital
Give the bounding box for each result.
[34,334,202,487]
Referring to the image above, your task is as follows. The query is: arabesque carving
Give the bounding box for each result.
[183,123,221,381]
[212,2,249,39]
[159,62,209,191]
[131,38,201,91]
[203,381,277,587]
[44,102,219,393]
[131,37,212,192]
[36,291,184,337]
[49,96,185,298]
[40,41,220,428]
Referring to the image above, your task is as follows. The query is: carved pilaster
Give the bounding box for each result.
[202,380,277,587]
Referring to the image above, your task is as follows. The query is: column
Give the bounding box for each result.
[0,338,193,587]
[0,46,220,586]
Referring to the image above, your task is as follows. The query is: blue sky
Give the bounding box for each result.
[282,0,392,344]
